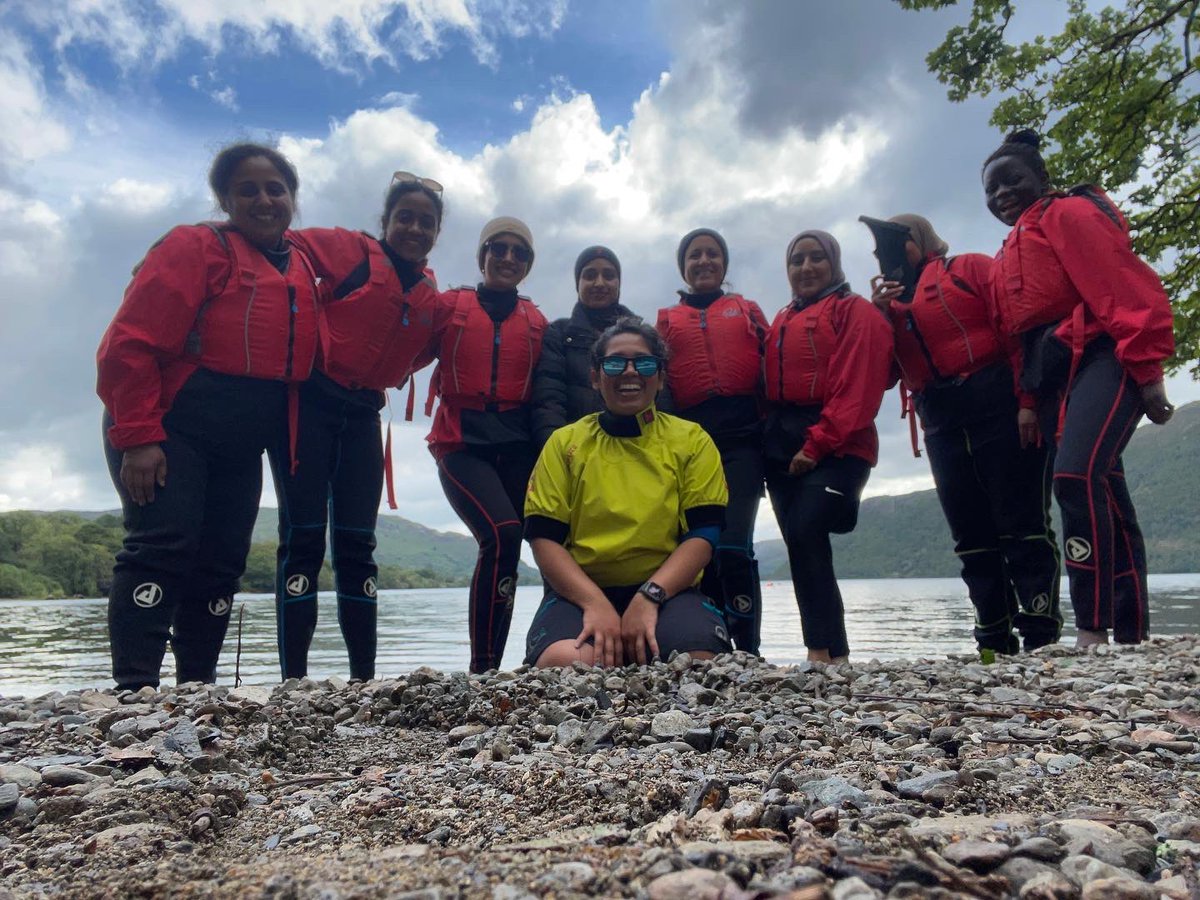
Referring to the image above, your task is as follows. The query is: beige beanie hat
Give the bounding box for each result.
[477,216,534,272]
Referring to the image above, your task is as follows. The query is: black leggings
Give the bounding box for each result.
[437,444,536,673]
[268,376,384,681]
[766,454,870,659]
[700,440,764,654]
[105,371,285,690]
[924,406,1062,653]
[1039,347,1148,643]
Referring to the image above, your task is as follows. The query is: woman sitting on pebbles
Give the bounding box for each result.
[523,319,733,668]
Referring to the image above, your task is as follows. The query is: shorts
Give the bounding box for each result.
[523,584,732,665]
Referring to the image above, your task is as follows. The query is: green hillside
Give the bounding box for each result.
[758,399,1200,579]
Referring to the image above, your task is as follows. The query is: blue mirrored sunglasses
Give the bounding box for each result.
[600,355,663,377]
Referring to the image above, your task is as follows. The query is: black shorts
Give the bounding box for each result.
[523,584,732,666]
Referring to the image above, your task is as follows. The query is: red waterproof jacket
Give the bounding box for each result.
[289,228,440,392]
[993,187,1174,386]
[764,291,893,466]
[97,224,321,450]
[656,293,768,409]
[424,288,547,455]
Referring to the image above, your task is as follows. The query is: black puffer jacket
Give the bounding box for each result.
[531,301,636,447]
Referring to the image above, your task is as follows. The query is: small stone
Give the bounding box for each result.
[84,823,173,852]
[801,776,868,808]
[729,800,764,829]
[896,769,959,802]
[447,723,487,743]
[1013,837,1065,862]
[0,782,19,813]
[555,719,584,748]
[227,686,272,705]
[534,862,596,891]
[40,765,100,787]
[1034,752,1086,775]
[0,764,40,789]
[122,766,167,786]
[831,875,883,899]
[650,710,695,740]
[1059,855,1142,887]
[1080,878,1157,899]
[581,719,617,752]
[682,727,713,752]
[684,777,728,816]
[1049,820,1154,874]
[647,868,739,900]
[1018,869,1077,899]
[283,824,322,844]
[940,838,1011,872]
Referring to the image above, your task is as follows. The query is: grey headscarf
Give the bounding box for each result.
[887,214,949,260]
[786,229,848,302]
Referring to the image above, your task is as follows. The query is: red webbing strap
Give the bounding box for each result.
[287,383,300,474]
[384,392,398,510]
[900,383,921,458]
[1056,303,1088,443]
[404,374,416,421]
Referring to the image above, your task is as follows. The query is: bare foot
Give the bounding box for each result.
[1076,628,1109,648]
[806,648,833,664]
[830,655,849,666]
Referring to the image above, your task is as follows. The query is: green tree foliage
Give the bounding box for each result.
[897,0,1200,371]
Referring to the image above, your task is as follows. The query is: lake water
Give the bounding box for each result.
[2,575,1198,698]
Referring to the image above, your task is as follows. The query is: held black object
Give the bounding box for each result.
[859,216,917,302]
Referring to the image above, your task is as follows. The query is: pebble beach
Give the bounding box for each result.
[1,638,1198,899]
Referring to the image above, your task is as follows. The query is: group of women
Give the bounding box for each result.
[96,128,1176,688]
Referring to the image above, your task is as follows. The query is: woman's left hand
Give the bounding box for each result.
[1017,407,1040,448]
[622,595,660,665]
[1140,381,1174,425]
[789,450,817,476]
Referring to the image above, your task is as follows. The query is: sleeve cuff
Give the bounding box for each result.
[107,421,168,451]
[524,514,569,544]
[1126,362,1164,388]
[684,504,725,531]
[681,525,720,548]
[801,439,826,463]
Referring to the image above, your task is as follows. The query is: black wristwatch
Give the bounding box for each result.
[637,580,669,607]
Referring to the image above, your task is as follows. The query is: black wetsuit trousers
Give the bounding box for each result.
[699,439,764,654]
[267,376,384,681]
[437,443,536,673]
[766,454,870,660]
[1037,347,1148,643]
[922,398,1062,654]
[105,371,285,690]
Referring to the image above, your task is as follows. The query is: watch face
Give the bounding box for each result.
[641,582,667,605]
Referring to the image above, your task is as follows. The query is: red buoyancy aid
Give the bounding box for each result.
[764,296,839,405]
[656,293,767,409]
[186,226,320,382]
[890,254,1005,392]
[317,237,440,391]
[993,186,1127,337]
[428,288,547,409]
[763,291,893,466]
[98,224,322,451]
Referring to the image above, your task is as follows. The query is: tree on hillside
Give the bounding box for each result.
[897,0,1199,372]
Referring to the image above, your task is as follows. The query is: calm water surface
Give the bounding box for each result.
[1,576,1197,698]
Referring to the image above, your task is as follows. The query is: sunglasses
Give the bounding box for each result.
[391,170,444,194]
[486,240,533,264]
[599,355,663,377]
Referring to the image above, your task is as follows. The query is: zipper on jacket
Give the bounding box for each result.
[699,308,720,396]
[284,285,297,379]
[933,262,974,365]
[805,325,819,399]
[489,321,502,401]
[776,321,787,401]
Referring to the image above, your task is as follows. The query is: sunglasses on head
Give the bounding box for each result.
[391,170,444,194]
[599,355,663,377]
[486,240,533,264]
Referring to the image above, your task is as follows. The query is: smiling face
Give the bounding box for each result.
[385,189,441,263]
[221,155,295,250]
[983,154,1049,226]
[577,259,620,309]
[787,237,834,300]
[591,332,663,416]
[481,232,531,291]
[683,234,725,293]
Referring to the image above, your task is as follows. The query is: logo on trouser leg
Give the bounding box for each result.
[730,594,754,616]
[1065,537,1092,562]
[1029,592,1051,614]
[207,596,232,616]
[498,576,516,608]
[364,577,377,599]
[133,582,163,608]
[286,574,309,596]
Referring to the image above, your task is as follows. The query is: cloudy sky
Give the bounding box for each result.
[2,0,1195,543]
